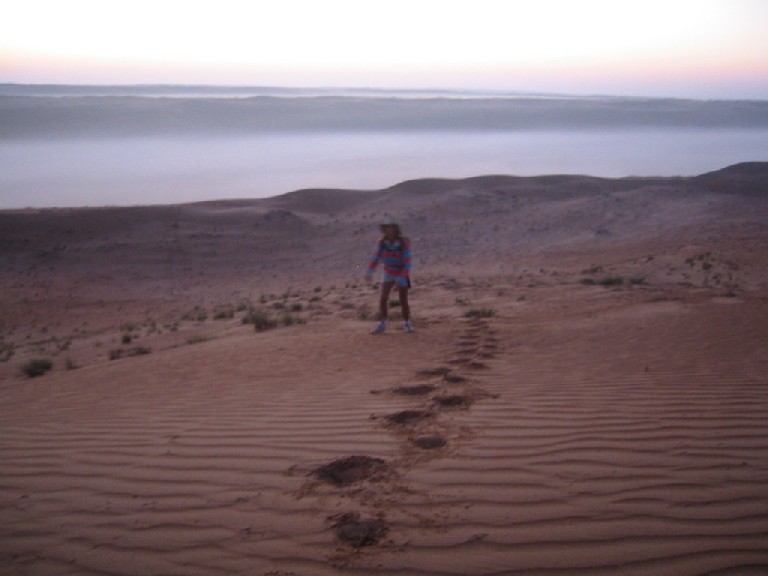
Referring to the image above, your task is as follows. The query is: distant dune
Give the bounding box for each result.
[1,164,767,575]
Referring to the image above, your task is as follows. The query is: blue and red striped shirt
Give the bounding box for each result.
[366,237,412,281]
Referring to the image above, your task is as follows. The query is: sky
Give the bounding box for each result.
[0,0,767,99]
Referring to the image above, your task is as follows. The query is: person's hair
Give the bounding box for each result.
[379,223,402,240]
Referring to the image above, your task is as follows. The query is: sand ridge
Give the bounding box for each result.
[1,164,768,574]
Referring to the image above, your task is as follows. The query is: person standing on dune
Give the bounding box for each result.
[365,221,413,334]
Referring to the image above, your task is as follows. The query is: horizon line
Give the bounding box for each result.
[1,82,766,103]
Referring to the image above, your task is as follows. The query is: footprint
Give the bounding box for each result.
[313,456,389,486]
[392,384,438,396]
[415,367,452,378]
[434,395,474,408]
[328,512,389,548]
[413,435,448,450]
[467,362,488,370]
[386,410,434,425]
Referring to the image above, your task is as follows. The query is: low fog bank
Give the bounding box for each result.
[3,130,767,208]
[2,94,768,138]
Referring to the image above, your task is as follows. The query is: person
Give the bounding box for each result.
[365,221,413,334]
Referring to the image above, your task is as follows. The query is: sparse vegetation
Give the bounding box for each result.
[357,303,372,320]
[1,342,16,362]
[109,347,151,361]
[182,307,208,322]
[22,358,53,378]
[598,276,625,287]
[243,309,278,332]
[465,308,496,319]
[280,312,306,327]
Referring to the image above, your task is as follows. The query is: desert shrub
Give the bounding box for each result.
[598,276,625,287]
[388,299,401,308]
[122,333,133,344]
[182,307,208,322]
[464,308,496,319]
[280,312,306,327]
[213,309,234,320]
[357,303,372,320]
[22,358,53,378]
[109,347,152,361]
[243,310,277,332]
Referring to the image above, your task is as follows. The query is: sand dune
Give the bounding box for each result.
[1,164,768,575]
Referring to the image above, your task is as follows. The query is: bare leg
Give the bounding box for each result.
[379,281,395,320]
[398,285,410,321]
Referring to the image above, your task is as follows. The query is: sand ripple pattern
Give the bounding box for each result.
[2,297,768,575]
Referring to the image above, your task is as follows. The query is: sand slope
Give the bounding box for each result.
[1,164,768,575]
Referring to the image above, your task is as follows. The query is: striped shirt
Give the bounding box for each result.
[366,237,412,280]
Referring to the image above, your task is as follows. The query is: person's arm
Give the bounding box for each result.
[399,238,412,285]
[365,241,382,280]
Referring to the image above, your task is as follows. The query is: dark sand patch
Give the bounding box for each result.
[443,374,468,384]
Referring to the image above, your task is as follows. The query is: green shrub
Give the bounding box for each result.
[243,310,277,332]
[213,309,234,320]
[598,276,625,287]
[280,312,306,327]
[22,358,53,378]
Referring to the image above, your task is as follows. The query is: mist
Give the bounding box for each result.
[2,87,767,208]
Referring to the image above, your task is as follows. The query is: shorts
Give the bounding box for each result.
[383,272,410,288]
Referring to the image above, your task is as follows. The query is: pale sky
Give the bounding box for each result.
[1,0,767,99]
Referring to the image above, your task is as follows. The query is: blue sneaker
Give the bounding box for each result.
[404,320,414,333]
[371,320,387,334]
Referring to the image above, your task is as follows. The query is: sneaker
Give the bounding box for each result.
[371,320,387,334]
[404,320,414,333]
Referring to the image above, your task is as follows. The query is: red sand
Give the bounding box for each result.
[2,165,767,575]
